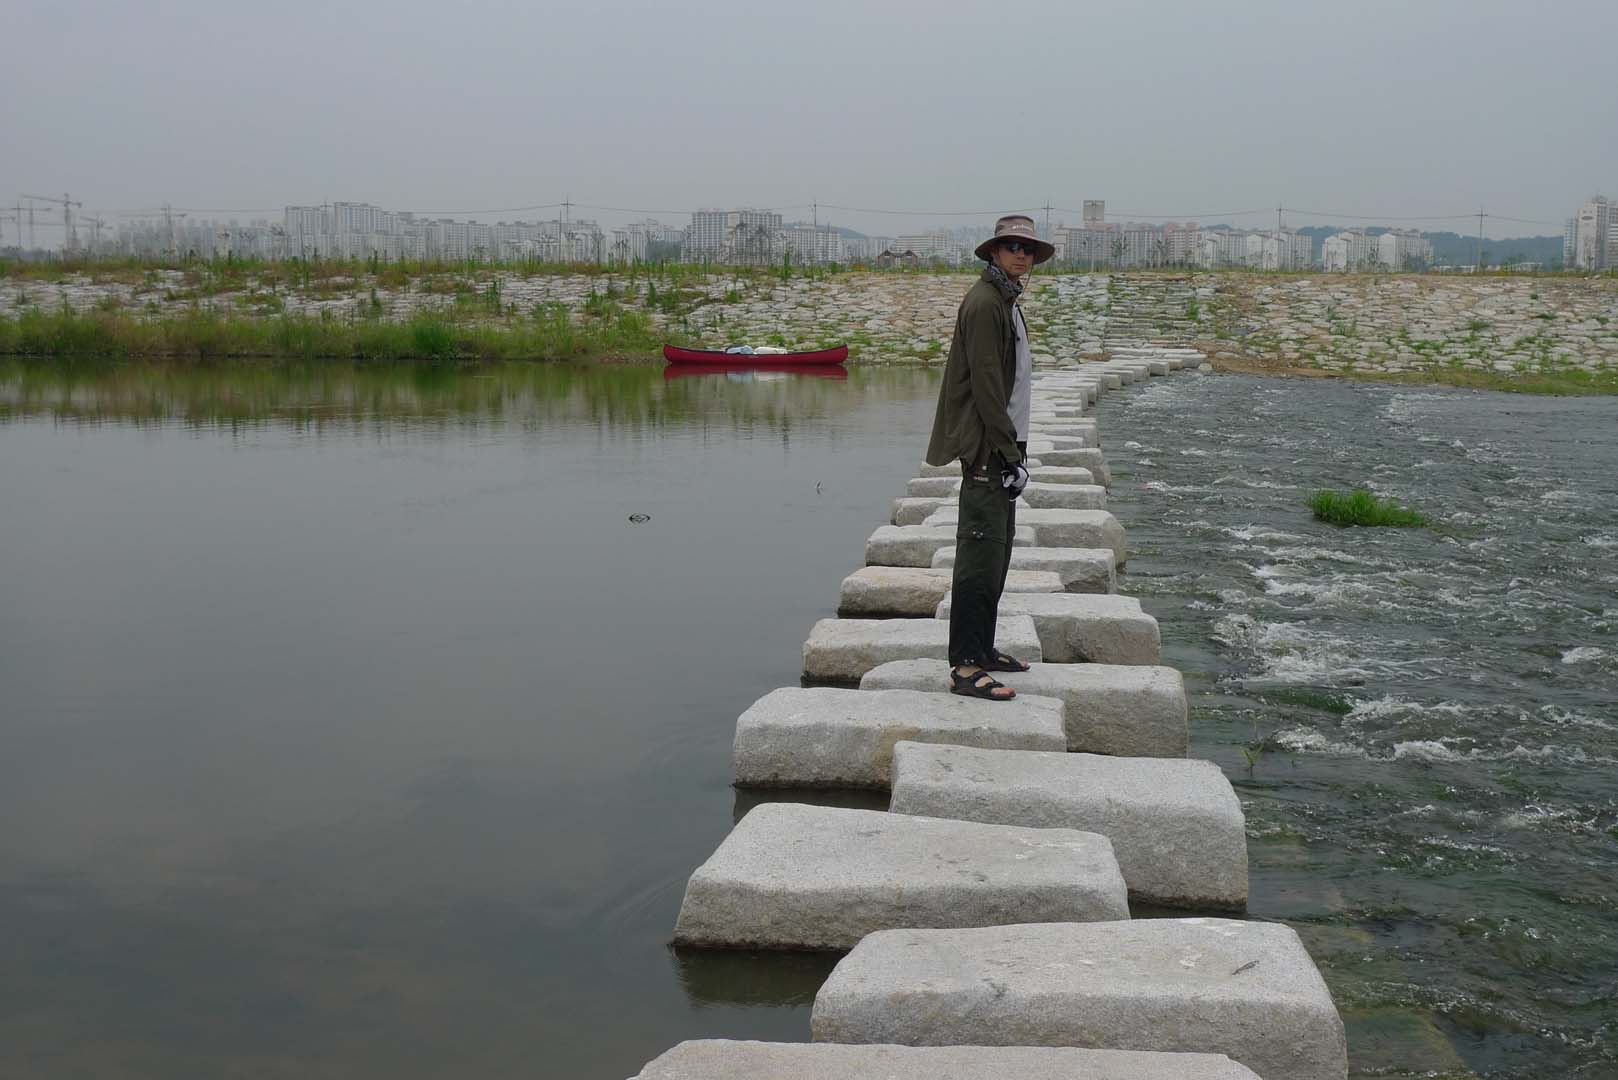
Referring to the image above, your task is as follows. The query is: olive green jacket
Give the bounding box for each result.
[925,269,1022,468]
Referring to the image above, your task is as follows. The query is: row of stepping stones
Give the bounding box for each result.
[634,349,1349,1080]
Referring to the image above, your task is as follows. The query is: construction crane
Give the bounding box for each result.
[160,204,189,257]
[79,214,108,254]
[22,192,84,253]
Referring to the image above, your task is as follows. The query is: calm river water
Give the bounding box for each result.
[2,361,1614,1080]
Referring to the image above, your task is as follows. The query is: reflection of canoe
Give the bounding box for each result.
[663,361,848,381]
[663,344,849,366]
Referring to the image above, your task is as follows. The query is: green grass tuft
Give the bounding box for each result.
[1308,488,1428,528]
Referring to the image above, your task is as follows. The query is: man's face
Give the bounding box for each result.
[992,239,1035,278]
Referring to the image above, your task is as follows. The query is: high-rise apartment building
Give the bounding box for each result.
[1376,229,1433,270]
[1322,230,1377,272]
[1572,195,1613,270]
[895,230,961,264]
[683,208,782,263]
[1163,222,1201,264]
[685,210,729,259]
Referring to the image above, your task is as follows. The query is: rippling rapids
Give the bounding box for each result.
[1103,373,1618,1079]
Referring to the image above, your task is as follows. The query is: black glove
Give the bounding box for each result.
[1000,461,1030,497]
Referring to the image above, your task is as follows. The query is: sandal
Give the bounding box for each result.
[982,650,1031,673]
[949,667,1016,701]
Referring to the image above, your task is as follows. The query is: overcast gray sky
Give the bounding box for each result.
[5,0,1615,237]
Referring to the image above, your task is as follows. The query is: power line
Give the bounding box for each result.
[1052,206,1274,220]
[1284,207,1480,222]
[815,203,1043,217]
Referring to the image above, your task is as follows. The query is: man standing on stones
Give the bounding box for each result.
[925,214,1053,700]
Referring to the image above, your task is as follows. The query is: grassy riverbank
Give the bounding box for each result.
[6,258,1616,391]
[0,304,666,363]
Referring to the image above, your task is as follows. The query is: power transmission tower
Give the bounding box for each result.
[1475,207,1486,270]
[1042,199,1053,240]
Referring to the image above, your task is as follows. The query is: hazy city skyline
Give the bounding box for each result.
[6,0,1616,240]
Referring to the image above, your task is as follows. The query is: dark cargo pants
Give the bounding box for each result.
[947,443,1024,668]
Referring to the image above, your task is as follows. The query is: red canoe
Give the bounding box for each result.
[663,344,849,366]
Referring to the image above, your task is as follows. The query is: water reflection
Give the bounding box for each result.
[663,362,847,382]
[0,358,942,1079]
[0,359,911,432]
[730,786,888,825]
[668,947,841,1008]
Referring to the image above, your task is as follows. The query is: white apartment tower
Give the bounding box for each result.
[1376,229,1433,271]
[1572,196,1613,270]
[686,210,728,259]
[1322,230,1377,272]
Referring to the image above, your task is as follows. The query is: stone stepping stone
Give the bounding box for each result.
[937,591,1160,665]
[932,544,1115,594]
[810,919,1347,1080]
[906,476,963,498]
[1029,465,1097,485]
[1034,447,1111,484]
[1035,384,1098,404]
[838,565,1063,617]
[891,496,953,526]
[733,687,1066,789]
[905,477,1038,505]
[890,743,1246,908]
[803,616,1042,684]
[1041,434,1096,449]
[1020,482,1108,511]
[632,1040,1263,1080]
[672,804,1128,951]
[865,524,1034,568]
[924,508,1125,565]
[861,658,1187,757]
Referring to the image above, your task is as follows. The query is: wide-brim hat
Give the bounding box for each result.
[974,214,1055,264]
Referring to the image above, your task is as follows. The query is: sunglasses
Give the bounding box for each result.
[1000,240,1038,255]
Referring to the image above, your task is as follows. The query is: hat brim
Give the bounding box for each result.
[975,236,1056,264]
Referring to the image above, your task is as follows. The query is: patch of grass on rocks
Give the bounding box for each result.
[1308,488,1428,528]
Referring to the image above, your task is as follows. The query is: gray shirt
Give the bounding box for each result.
[1010,303,1032,441]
